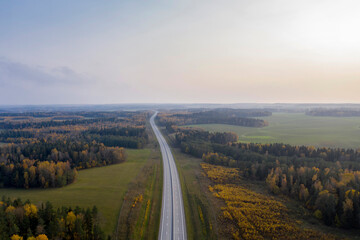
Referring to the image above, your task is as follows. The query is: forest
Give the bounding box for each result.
[0,197,106,240]
[157,109,270,128]
[86,126,148,149]
[0,111,150,188]
[306,108,360,117]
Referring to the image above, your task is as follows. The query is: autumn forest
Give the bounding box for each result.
[2,106,360,239]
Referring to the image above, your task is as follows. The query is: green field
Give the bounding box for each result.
[0,148,151,236]
[189,112,360,149]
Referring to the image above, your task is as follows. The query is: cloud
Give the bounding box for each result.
[0,57,87,87]
[0,57,99,104]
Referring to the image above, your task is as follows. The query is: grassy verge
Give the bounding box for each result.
[0,148,151,236]
[172,148,224,239]
[116,120,163,240]
[116,147,162,240]
[159,127,221,239]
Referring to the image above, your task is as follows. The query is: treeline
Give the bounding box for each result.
[0,160,77,188]
[171,126,238,145]
[177,130,360,169]
[266,165,360,228]
[0,110,146,119]
[231,142,360,162]
[0,126,148,149]
[171,126,360,229]
[0,130,35,139]
[86,126,148,149]
[0,112,149,149]
[158,109,269,128]
[74,111,147,119]
[306,108,360,117]
[0,197,106,240]
[94,136,146,149]
[0,140,125,188]
[0,111,150,130]
[87,126,147,138]
[0,118,116,130]
[0,140,126,167]
[192,108,272,118]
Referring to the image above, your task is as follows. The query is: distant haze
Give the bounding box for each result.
[1,0,360,104]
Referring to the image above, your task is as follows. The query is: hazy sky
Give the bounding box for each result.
[1,0,360,104]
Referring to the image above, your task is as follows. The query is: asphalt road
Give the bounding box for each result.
[150,112,187,240]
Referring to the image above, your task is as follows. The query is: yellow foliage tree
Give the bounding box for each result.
[11,235,23,240]
[36,235,48,240]
[6,205,16,213]
[24,203,38,217]
[66,211,76,230]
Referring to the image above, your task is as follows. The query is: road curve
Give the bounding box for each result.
[150,112,187,240]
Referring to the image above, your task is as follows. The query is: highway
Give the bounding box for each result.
[150,112,187,240]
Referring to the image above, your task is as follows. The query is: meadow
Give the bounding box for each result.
[0,148,151,236]
[189,112,360,149]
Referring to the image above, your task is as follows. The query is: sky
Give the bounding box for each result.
[1,0,360,105]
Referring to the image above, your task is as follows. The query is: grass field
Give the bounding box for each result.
[188,112,360,148]
[0,148,151,236]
